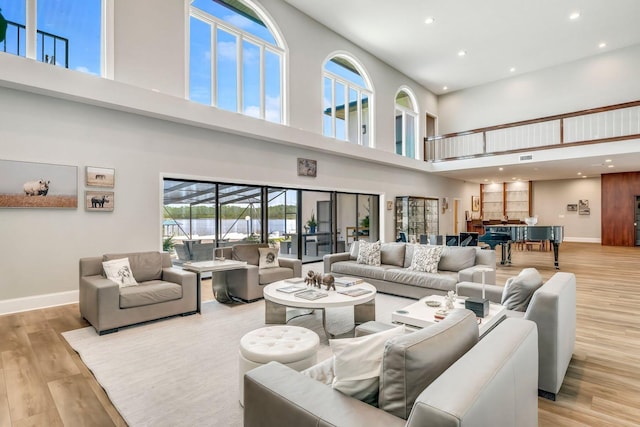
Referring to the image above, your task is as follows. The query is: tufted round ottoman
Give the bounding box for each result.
[239,325,319,406]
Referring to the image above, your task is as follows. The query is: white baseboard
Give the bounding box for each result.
[0,290,79,315]
[563,237,601,244]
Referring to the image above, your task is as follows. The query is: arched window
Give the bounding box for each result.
[0,0,102,74]
[323,54,373,147]
[189,0,285,124]
[395,88,418,158]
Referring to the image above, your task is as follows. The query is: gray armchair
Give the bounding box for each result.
[79,251,198,335]
[244,313,539,427]
[219,243,302,302]
[457,271,576,400]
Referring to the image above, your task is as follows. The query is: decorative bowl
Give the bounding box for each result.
[425,300,441,307]
[524,217,538,226]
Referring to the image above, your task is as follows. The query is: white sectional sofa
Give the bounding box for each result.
[323,242,496,299]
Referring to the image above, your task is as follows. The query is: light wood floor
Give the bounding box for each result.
[0,242,639,426]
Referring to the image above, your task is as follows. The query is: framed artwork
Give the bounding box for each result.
[578,199,590,215]
[0,159,77,209]
[386,200,393,210]
[297,158,317,177]
[471,195,480,212]
[567,204,578,212]
[86,166,115,188]
[85,191,114,212]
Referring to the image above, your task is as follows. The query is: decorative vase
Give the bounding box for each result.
[309,225,316,234]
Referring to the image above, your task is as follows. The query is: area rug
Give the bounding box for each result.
[62,294,412,427]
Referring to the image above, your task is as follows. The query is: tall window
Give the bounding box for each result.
[189,0,285,124]
[0,0,102,74]
[323,55,373,147]
[395,89,418,158]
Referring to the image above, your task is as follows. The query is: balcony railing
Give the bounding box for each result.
[1,20,69,68]
[424,100,640,162]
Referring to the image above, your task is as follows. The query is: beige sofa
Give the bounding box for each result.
[79,251,198,335]
[244,310,539,427]
[457,271,576,400]
[218,243,302,302]
[323,242,496,299]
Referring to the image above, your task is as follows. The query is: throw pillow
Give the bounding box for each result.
[258,247,280,269]
[408,245,443,273]
[356,240,381,266]
[330,325,405,405]
[501,267,544,311]
[102,258,138,288]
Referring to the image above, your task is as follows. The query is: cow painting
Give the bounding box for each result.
[23,179,50,196]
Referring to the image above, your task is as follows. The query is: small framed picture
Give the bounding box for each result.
[386,201,393,210]
[297,158,317,177]
[578,199,590,215]
[471,196,480,212]
[86,166,115,188]
[85,191,114,212]
[567,204,577,212]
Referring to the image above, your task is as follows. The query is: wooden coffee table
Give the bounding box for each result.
[263,281,377,339]
[391,294,506,338]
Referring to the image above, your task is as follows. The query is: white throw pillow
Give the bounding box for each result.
[258,247,280,269]
[408,245,443,273]
[356,240,381,266]
[102,258,138,288]
[330,325,405,404]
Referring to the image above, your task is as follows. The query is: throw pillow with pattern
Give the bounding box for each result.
[356,240,381,266]
[408,245,443,273]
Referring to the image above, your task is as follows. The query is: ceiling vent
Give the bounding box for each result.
[519,154,533,162]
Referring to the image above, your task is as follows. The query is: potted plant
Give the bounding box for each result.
[307,211,318,234]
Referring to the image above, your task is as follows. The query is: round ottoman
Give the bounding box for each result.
[239,325,319,406]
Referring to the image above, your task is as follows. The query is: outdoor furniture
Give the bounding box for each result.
[79,251,198,335]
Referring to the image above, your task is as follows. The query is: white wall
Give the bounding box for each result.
[532,178,601,242]
[437,44,640,134]
[0,86,466,307]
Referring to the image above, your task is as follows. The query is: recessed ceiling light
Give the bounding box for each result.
[509,67,516,73]
[442,86,448,91]
[569,12,580,20]
[577,172,582,175]
[499,167,504,171]
[458,50,467,57]
[598,42,607,49]
[511,177,516,180]
[582,175,587,178]
[424,17,435,24]
[608,165,615,168]
[484,179,489,182]
[605,159,612,162]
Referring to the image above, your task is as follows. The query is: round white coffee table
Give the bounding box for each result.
[263,281,377,339]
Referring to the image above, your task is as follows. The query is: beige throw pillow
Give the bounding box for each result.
[356,240,381,266]
[408,245,443,273]
[330,325,405,405]
[102,258,138,288]
[258,247,280,269]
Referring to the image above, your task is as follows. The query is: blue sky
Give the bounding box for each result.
[2,0,101,73]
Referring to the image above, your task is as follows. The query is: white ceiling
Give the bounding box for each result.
[283,0,640,183]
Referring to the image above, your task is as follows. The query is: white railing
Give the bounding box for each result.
[426,101,640,161]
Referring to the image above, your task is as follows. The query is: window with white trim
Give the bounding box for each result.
[0,0,102,75]
[395,89,418,158]
[323,55,373,147]
[189,0,285,124]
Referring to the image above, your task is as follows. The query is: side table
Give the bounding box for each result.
[182,259,247,311]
